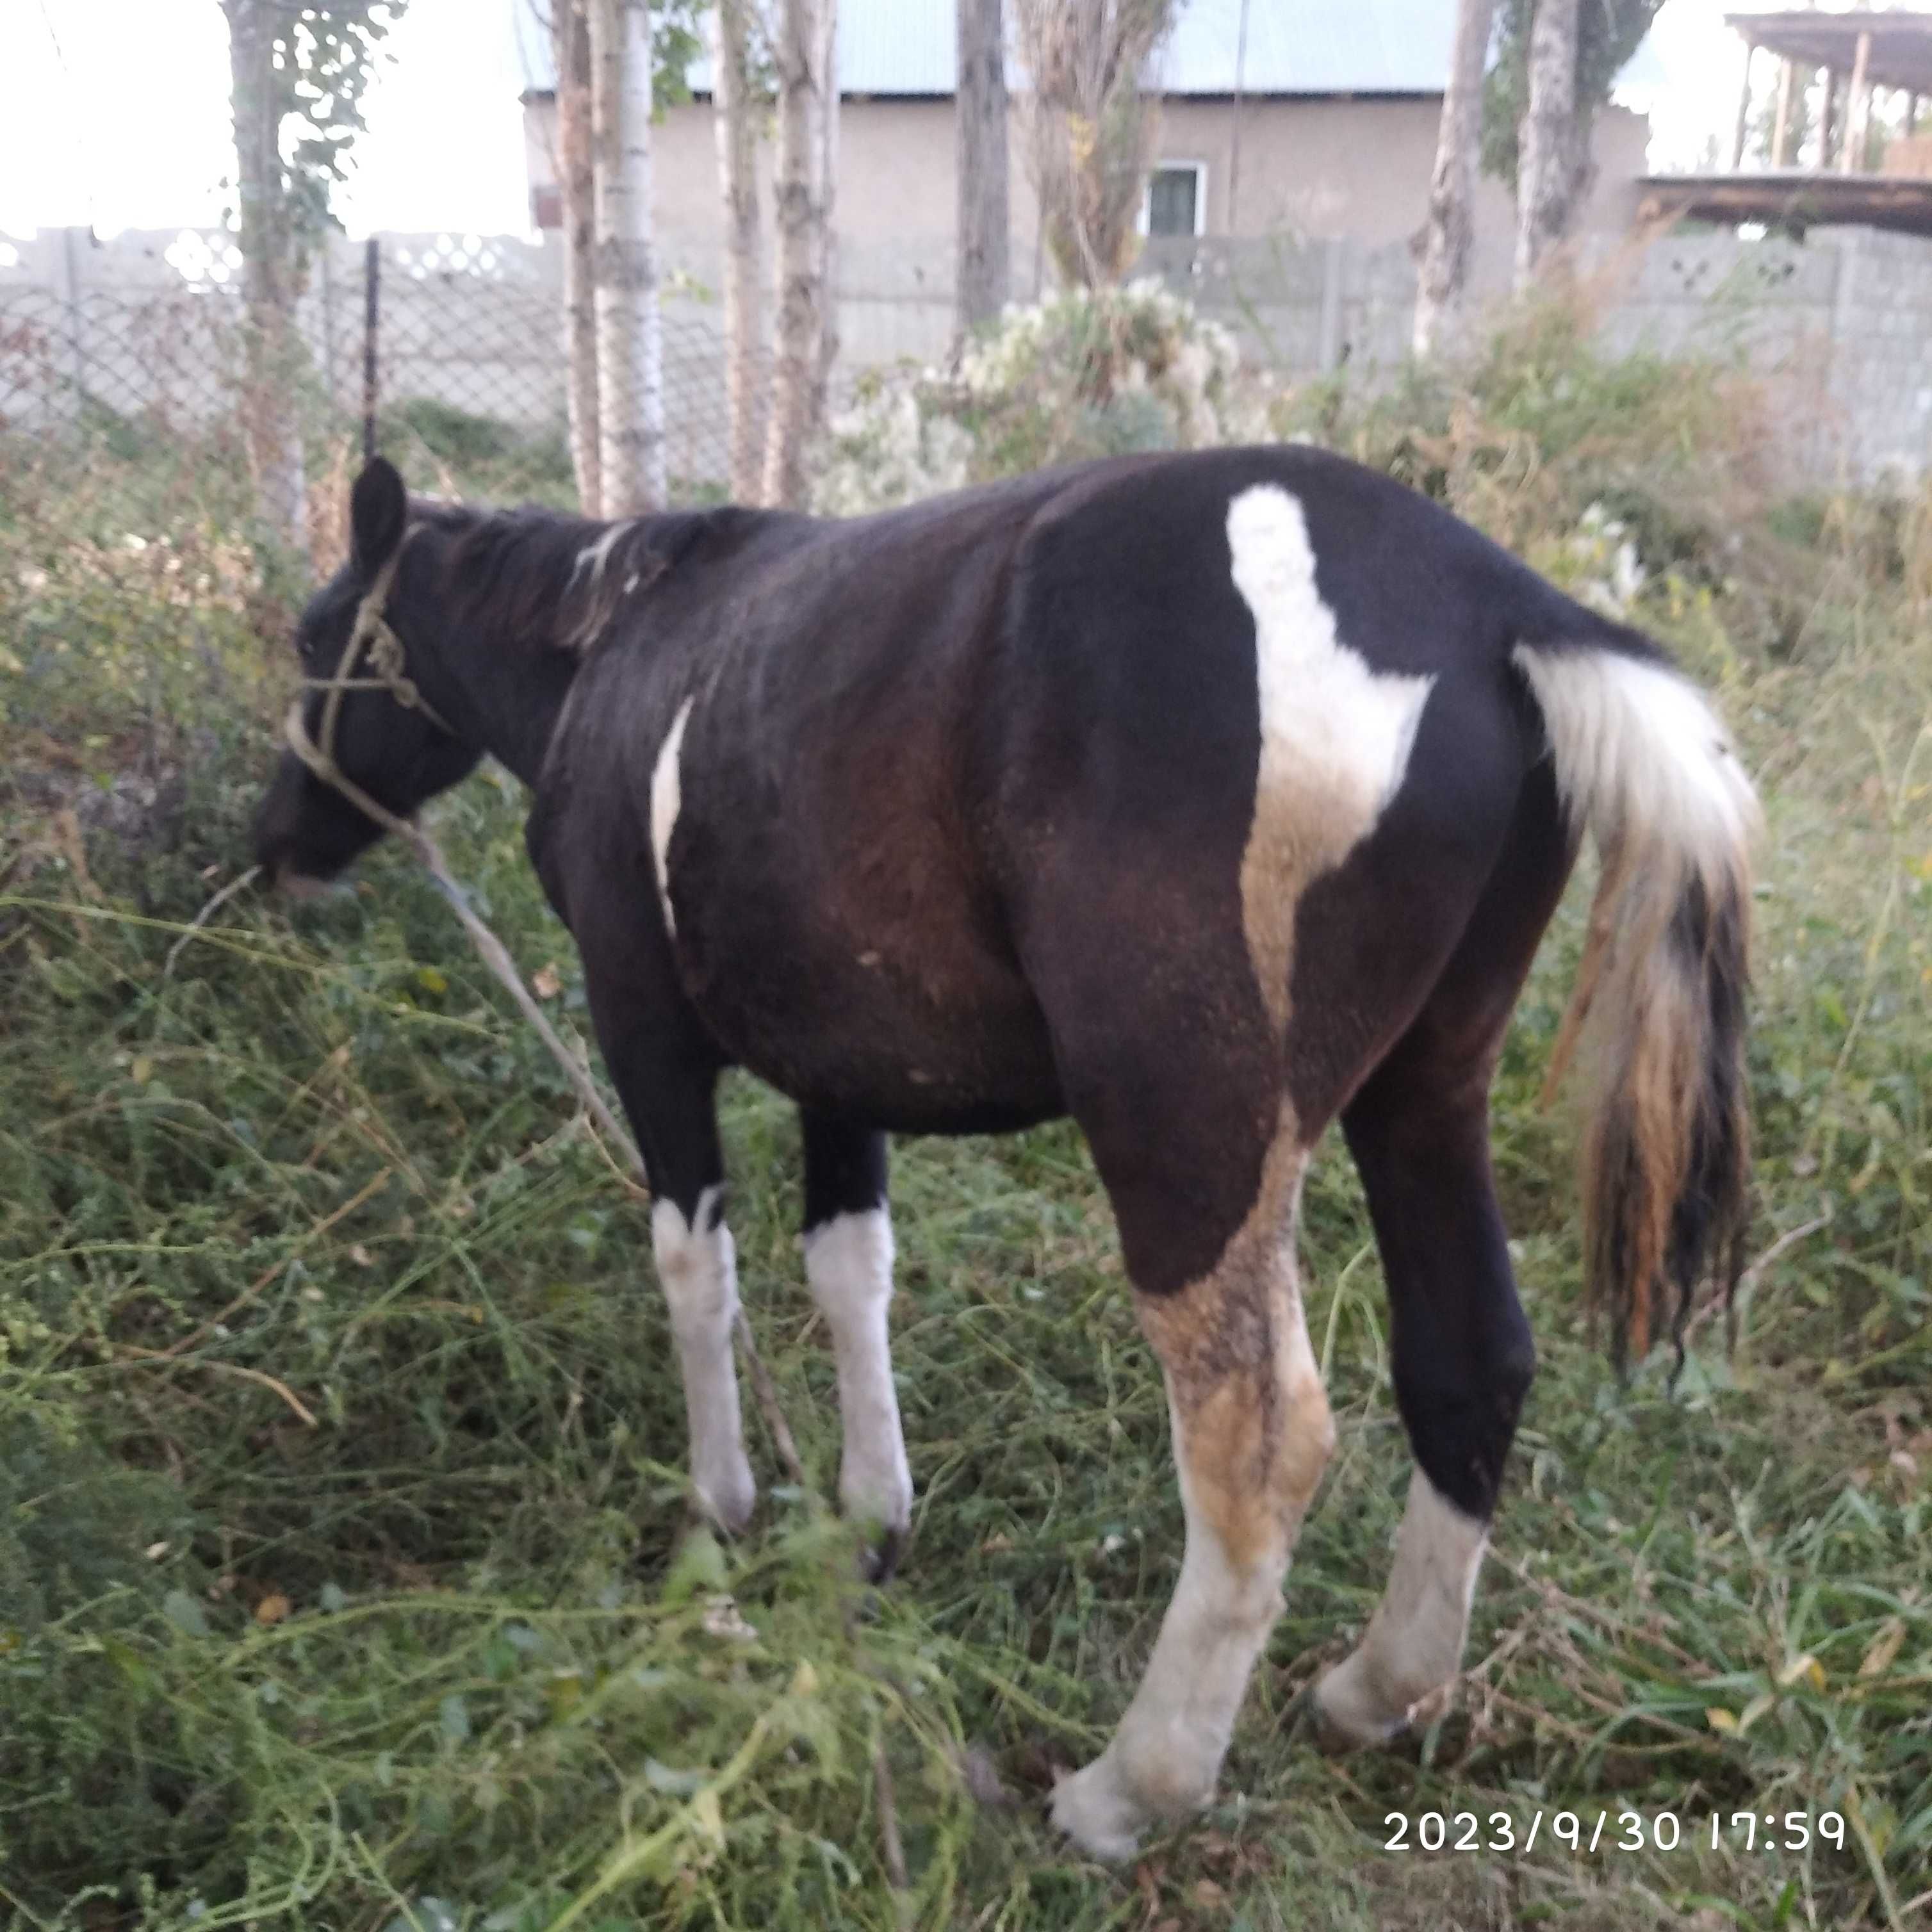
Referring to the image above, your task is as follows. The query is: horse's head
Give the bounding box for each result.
[253,458,481,892]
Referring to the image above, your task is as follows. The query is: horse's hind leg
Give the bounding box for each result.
[1024,874,1332,1858]
[799,1111,913,1567]
[1312,769,1571,1747]
[1051,1094,1331,1860]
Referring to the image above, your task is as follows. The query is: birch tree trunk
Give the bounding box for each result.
[225,0,311,562]
[556,0,603,514]
[1013,0,1176,289]
[1414,0,1494,356]
[812,0,840,430]
[1515,0,1581,288]
[713,0,765,505]
[762,0,835,509]
[590,0,667,514]
[956,0,1011,335]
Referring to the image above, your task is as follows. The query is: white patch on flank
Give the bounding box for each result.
[1228,484,1436,833]
[651,1183,756,1531]
[624,572,641,594]
[1510,644,1760,882]
[1225,485,1436,1029]
[802,1208,913,1535]
[650,697,694,937]
[1313,1472,1489,1747]
[571,518,635,590]
[1054,1260,1327,1862]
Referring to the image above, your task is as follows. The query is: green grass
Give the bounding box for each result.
[3,332,1931,1929]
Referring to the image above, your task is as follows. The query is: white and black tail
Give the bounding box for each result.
[1513,632,1760,1369]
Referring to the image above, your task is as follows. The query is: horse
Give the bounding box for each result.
[251,448,1757,1860]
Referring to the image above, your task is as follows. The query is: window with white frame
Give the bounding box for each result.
[1142,161,1208,238]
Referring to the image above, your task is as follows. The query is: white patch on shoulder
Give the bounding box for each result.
[650,697,694,937]
[572,518,635,590]
[1225,484,1436,1029]
[1312,1472,1488,1748]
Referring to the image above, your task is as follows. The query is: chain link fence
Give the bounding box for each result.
[0,227,733,569]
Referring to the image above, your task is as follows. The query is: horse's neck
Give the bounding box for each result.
[436,578,582,787]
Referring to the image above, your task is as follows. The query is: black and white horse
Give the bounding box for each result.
[252,448,1756,1860]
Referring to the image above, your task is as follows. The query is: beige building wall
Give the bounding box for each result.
[1156,97,1648,293]
[523,92,1651,358]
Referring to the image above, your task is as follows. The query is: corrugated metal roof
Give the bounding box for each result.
[517,0,1652,102]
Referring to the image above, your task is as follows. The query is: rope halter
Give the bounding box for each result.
[282,533,457,839]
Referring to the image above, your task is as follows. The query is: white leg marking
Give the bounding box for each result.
[1054,1180,1330,1862]
[1313,1471,1489,1747]
[1226,483,1436,1028]
[803,1208,913,1535]
[651,1183,756,1532]
[649,697,694,937]
[572,518,635,590]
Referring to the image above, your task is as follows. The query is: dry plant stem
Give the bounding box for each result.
[119,1349,319,1427]
[160,1165,394,1358]
[872,1735,910,1895]
[163,864,264,978]
[1682,1213,1831,1343]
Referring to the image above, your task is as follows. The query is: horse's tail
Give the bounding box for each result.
[1512,630,1760,1369]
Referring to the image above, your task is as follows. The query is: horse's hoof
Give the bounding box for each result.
[860,1523,906,1585]
[1049,1756,1145,1863]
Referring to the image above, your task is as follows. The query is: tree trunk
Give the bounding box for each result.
[1414,0,1495,356]
[1013,0,1176,290]
[955,0,1010,336]
[713,0,765,505]
[224,0,310,562]
[1515,0,1580,288]
[762,0,834,509]
[590,0,666,514]
[812,0,840,432]
[556,0,603,515]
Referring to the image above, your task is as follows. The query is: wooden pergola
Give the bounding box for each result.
[1727,9,1932,172]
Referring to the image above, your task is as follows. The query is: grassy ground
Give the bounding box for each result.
[3,329,1930,1929]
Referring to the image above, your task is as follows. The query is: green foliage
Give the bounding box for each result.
[4,312,1931,1926]
[1482,0,1667,190]
[815,281,1264,515]
[382,400,578,507]
[1272,294,1809,643]
[220,1,410,249]
[649,0,708,111]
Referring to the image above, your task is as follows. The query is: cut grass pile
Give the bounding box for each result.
[3,315,1930,1930]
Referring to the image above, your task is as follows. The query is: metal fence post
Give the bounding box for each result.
[363,236,381,461]
[1318,238,1345,374]
[54,225,88,428]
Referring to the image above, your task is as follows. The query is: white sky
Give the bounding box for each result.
[0,0,1750,244]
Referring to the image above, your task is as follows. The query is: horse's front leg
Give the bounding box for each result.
[581,947,757,1534]
[801,1111,913,1573]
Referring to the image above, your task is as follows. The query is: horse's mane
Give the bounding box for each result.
[416,496,789,659]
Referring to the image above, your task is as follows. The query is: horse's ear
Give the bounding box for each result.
[350,457,409,575]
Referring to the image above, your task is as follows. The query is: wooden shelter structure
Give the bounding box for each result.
[1639,9,1932,236]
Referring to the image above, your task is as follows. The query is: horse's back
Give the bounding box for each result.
[553,446,1557,1140]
